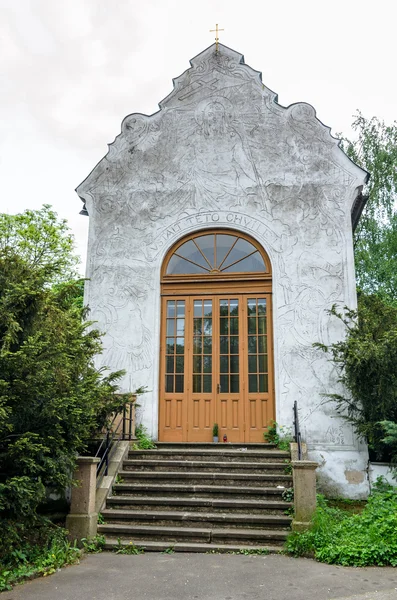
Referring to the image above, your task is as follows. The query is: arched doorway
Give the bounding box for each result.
[159,229,274,442]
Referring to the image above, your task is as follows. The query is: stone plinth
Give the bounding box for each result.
[291,460,318,532]
[66,456,99,543]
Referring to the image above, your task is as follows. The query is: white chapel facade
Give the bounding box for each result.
[77,43,369,497]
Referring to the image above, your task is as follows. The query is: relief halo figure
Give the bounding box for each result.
[177,97,258,209]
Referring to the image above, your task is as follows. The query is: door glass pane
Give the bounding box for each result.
[230,318,238,334]
[221,238,254,269]
[258,317,267,334]
[247,298,257,314]
[166,375,174,393]
[230,356,239,373]
[167,254,208,274]
[247,298,269,394]
[203,375,212,393]
[248,336,257,354]
[203,317,212,335]
[166,338,175,354]
[259,374,268,393]
[220,356,228,373]
[222,251,265,273]
[193,337,202,353]
[194,319,202,334]
[203,356,212,373]
[194,300,203,317]
[249,374,257,393]
[193,375,201,393]
[248,317,256,334]
[166,356,174,373]
[229,299,239,316]
[220,374,228,393]
[257,299,267,314]
[177,240,211,269]
[203,337,212,354]
[220,319,228,335]
[167,301,176,317]
[230,375,239,393]
[220,336,229,353]
[193,356,202,373]
[216,234,238,268]
[176,319,185,335]
[258,336,267,354]
[192,299,212,394]
[219,299,239,395]
[248,355,257,373]
[176,338,185,353]
[203,301,212,317]
[165,300,185,394]
[195,235,215,268]
[258,354,268,373]
[230,337,239,354]
[175,375,184,393]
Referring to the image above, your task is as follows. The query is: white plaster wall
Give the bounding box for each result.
[78,43,369,497]
[368,463,396,489]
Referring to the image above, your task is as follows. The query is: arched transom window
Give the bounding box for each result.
[166,232,268,275]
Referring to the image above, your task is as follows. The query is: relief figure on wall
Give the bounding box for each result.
[175,97,261,209]
[278,252,344,404]
[89,266,153,391]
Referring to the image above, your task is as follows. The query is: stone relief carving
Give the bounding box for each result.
[304,421,357,451]
[88,266,153,391]
[277,249,344,414]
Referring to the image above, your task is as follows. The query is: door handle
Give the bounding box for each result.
[217,384,221,394]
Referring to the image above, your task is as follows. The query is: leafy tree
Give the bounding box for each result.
[0,207,127,524]
[316,294,397,460]
[0,204,79,284]
[340,114,397,303]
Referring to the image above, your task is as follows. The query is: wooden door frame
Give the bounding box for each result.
[158,229,274,442]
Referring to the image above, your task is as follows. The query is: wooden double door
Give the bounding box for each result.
[159,293,274,442]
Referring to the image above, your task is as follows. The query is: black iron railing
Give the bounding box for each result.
[293,400,302,460]
[95,400,135,482]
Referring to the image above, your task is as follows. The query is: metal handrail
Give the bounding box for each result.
[293,400,302,460]
[95,400,135,481]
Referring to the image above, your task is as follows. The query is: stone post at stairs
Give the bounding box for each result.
[291,459,318,532]
[66,456,100,543]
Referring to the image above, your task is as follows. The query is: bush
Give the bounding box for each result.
[133,424,156,449]
[286,480,397,566]
[0,517,80,591]
[0,208,130,521]
[0,207,132,586]
[316,294,397,461]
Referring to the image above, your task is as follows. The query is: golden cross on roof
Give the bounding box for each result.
[210,23,224,51]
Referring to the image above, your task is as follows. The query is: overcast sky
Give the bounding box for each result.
[1,0,396,274]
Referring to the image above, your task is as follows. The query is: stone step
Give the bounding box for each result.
[101,509,292,529]
[106,495,292,514]
[112,483,289,499]
[117,470,292,487]
[154,443,277,450]
[128,449,290,462]
[123,459,288,473]
[104,538,282,553]
[98,523,288,545]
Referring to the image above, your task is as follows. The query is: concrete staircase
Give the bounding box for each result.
[98,442,293,553]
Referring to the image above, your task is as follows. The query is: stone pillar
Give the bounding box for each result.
[291,460,318,532]
[66,457,100,543]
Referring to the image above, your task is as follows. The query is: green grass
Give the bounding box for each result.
[286,479,397,566]
[0,520,80,592]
